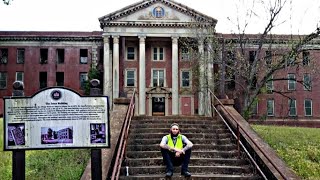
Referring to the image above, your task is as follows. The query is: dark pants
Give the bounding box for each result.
[160,148,191,173]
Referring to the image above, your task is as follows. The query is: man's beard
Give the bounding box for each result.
[170,131,179,137]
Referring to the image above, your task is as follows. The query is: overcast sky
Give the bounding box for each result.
[0,0,319,34]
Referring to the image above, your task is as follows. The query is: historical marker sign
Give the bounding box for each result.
[3,87,110,150]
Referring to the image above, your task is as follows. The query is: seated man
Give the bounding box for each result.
[159,123,193,177]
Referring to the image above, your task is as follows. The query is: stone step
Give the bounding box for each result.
[126,144,237,151]
[130,133,232,139]
[130,119,218,125]
[120,165,253,176]
[129,128,229,134]
[119,173,262,180]
[128,138,234,145]
[132,116,213,121]
[125,157,249,167]
[126,150,239,159]
[130,123,226,129]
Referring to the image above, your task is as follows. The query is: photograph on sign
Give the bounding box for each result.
[8,123,25,146]
[3,87,110,150]
[41,126,73,144]
[90,123,106,144]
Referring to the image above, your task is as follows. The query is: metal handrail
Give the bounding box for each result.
[111,90,136,180]
[209,89,287,179]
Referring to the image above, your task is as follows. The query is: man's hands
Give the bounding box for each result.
[173,148,185,157]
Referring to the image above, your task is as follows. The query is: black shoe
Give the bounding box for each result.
[165,171,173,177]
[181,171,191,177]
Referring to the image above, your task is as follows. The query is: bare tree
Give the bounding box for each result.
[187,0,320,118]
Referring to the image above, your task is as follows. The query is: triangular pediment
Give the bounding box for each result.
[99,0,217,28]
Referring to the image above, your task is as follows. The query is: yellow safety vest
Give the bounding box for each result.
[166,134,183,150]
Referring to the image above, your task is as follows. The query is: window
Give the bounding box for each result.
[249,51,256,64]
[288,74,296,90]
[56,72,64,86]
[181,70,191,87]
[80,73,88,90]
[126,47,135,60]
[302,51,310,66]
[304,99,312,116]
[16,72,24,82]
[80,49,88,64]
[17,48,25,64]
[57,49,65,64]
[288,99,297,116]
[0,48,8,64]
[153,47,164,61]
[125,69,136,87]
[267,99,274,116]
[40,49,48,64]
[251,101,258,116]
[303,73,311,90]
[39,72,47,89]
[181,48,190,60]
[0,72,7,89]
[152,69,164,87]
[266,75,273,93]
[265,51,272,65]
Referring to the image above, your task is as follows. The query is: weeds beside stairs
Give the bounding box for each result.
[119,116,263,179]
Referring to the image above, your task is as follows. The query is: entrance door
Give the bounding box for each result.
[152,97,165,116]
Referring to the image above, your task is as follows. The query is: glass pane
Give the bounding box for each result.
[267,100,274,116]
[127,71,134,78]
[153,48,157,60]
[159,48,163,60]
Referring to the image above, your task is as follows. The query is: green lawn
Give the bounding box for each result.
[252,125,320,180]
[0,118,90,180]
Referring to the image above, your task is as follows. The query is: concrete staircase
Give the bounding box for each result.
[119,116,262,179]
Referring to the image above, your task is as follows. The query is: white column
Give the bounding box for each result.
[206,45,213,116]
[112,36,120,98]
[139,36,146,115]
[198,40,205,115]
[103,36,113,107]
[172,37,179,115]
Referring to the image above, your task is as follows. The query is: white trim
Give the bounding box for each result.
[288,73,296,91]
[151,68,166,87]
[125,46,138,61]
[180,69,192,88]
[124,68,137,87]
[152,47,165,61]
[288,99,297,116]
[267,99,274,116]
[304,99,312,116]
[15,71,24,82]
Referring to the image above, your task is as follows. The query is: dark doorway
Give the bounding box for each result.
[152,97,165,116]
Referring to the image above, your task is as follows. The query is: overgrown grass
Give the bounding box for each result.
[252,125,320,180]
[0,118,90,180]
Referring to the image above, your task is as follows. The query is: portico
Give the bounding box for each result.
[99,0,217,116]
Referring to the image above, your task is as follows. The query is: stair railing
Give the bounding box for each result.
[209,89,291,180]
[111,90,136,180]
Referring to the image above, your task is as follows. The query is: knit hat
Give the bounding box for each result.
[170,123,179,129]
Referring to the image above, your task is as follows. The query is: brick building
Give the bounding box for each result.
[1,0,320,119]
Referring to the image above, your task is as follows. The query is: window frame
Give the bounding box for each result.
[180,69,191,88]
[267,99,274,116]
[302,51,310,66]
[304,99,312,117]
[0,48,8,64]
[40,48,48,64]
[153,47,164,61]
[15,71,24,82]
[17,48,25,64]
[288,99,297,116]
[80,49,88,64]
[126,46,137,61]
[303,73,311,91]
[265,50,272,65]
[0,72,7,89]
[79,72,88,90]
[288,73,296,91]
[266,75,273,93]
[56,49,65,64]
[125,69,136,87]
[181,47,190,61]
[152,69,165,87]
